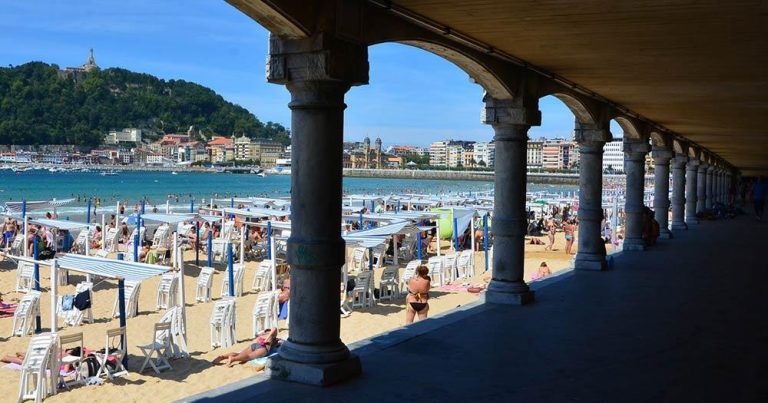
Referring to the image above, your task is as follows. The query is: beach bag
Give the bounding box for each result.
[73,290,91,311]
[79,356,99,378]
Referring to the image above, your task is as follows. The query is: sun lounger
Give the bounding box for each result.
[10,290,41,337]
[210,298,236,348]
[251,291,279,337]
[15,261,36,293]
[17,333,58,402]
[112,280,141,318]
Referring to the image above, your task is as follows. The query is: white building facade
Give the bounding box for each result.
[602,139,624,173]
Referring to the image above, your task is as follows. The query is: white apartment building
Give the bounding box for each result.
[447,144,464,167]
[104,128,142,145]
[602,139,624,173]
[429,140,449,166]
[473,142,495,168]
[527,140,544,168]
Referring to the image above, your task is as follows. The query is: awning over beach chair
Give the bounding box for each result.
[342,236,389,249]
[4,198,76,213]
[57,254,171,282]
[139,213,197,225]
[351,221,420,237]
[27,218,93,231]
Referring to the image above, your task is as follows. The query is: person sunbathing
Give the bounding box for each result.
[212,328,279,367]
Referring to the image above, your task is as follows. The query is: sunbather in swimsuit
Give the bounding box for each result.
[405,266,431,324]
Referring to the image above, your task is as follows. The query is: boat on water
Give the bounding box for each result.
[257,172,266,177]
[171,171,178,175]
[100,170,119,176]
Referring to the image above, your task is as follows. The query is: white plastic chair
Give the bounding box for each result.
[220,263,245,297]
[457,249,475,280]
[378,266,399,302]
[17,333,58,403]
[427,256,445,287]
[351,248,366,272]
[156,272,179,310]
[10,290,41,337]
[442,253,458,284]
[9,235,23,255]
[137,322,173,374]
[196,267,215,303]
[251,260,273,292]
[103,227,120,253]
[112,280,141,318]
[59,332,85,388]
[15,261,36,293]
[251,291,279,337]
[351,271,375,309]
[58,282,94,328]
[210,298,236,348]
[94,327,128,380]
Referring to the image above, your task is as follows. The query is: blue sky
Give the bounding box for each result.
[0,0,612,147]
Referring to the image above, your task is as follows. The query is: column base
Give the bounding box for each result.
[670,222,688,231]
[574,253,607,271]
[485,280,534,305]
[622,238,646,251]
[686,216,699,225]
[659,230,673,239]
[269,354,362,386]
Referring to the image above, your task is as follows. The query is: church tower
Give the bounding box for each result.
[375,137,382,169]
[363,137,371,168]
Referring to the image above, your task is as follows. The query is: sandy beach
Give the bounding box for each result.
[0,233,577,402]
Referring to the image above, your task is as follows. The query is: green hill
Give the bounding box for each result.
[0,62,289,147]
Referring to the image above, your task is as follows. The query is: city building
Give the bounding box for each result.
[473,141,495,168]
[603,139,624,173]
[429,140,449,166]
[207,136,235,163]
[104,128,142,145]
[527,139,544,169]
[541,139,575,171]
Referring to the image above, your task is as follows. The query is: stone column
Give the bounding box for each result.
[670,155,688,230]
[705,165,714,209]
[652,147,673,238]
[266,33,367,385]
[623,140,651,250]
[574,122,611,270]
[686,160,700,225]
[484,97,540,305]
[696,163,708,213]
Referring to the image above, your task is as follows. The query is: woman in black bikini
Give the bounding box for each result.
[405,265,431,324]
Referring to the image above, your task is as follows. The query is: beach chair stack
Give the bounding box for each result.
[400,260,421,294]
[456,249,475,280]
[351,271,375,309]
[251,260,273,292]
[11,291,41,337]
[156,272,179,310]
[442,253,458,284]
[112,280,141,319]
[196,267,215,303]
[351,248,366,272]
[211,240,229,265]
[9,236,24,255]
[157,306,188,358]
[427,256,445,287]
[251,291,279,337]
[220,263,245,298]
[58,282,94,328]
[210,298,236,348]
[17,333,59,403]
[378,266,400,301]
[137,322,173,374]
[15,261,36,293]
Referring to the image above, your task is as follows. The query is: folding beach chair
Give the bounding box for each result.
[378,266,400,302]
[11,290,41,337]
[457,249,475,280]
[103,227,120,253]
[251,291,279,337]
[137,322,173,374]
[58,282,94,327]
[400,260,421,294]
[71,228,91,254]
[112,280,141,318]
[94,327,128,380]
[220,263,245,297]
[17,333,58,403]
[15,261,36,293]
[156,272,179,310]
[351,271,375,309]
[210,298,236,348]
[196,266,215,303]
[251,260,273,292]
[59,332,85,388]
[427,256,445,287]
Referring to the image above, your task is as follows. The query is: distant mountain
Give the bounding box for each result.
[0,62,289,147]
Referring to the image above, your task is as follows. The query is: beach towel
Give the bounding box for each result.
[73,290,91,311]
[61,295,74,311]
[0,303,16,318]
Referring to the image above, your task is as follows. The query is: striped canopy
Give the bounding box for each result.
[139,213,196,225]
[57,254,170,282]
[29,218,92,231]
[4,198,76,213]
[351,221,419,237]
[343,235,388,248]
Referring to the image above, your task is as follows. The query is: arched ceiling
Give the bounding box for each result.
[389,0,768,174]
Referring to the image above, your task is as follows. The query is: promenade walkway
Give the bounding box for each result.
[186,214,767,402]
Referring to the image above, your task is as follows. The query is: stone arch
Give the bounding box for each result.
[612,116,644,141]
[226,0,309,38]
[672,139,687,155]
[650,131,673,149]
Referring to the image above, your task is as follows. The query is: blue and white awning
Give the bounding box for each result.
[4,198,76,213]
[139,213,197,225]
[28,218,93,231]
[343,236,389,249]
[351,221,419,237]
[57,254,170,282]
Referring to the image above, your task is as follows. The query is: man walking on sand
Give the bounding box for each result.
[753,176,767,220]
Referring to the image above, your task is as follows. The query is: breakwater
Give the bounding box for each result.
[343,168,580,185]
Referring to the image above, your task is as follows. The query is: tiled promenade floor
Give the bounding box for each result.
[186,214,767,403]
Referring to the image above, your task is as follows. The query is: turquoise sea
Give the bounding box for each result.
[0,169,577,217]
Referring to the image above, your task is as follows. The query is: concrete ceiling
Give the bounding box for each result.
[394,1,768,174]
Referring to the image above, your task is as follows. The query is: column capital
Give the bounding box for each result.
[267,33,368,86]
[672,154,689,168]
[623,140,651,155]
[651,147,674,162]
[482,97,541,128]
[574,121,612,144]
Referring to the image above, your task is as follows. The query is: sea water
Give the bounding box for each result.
[0,169,577,216]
